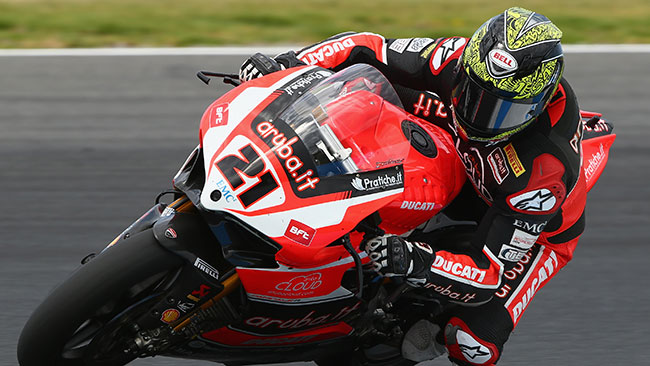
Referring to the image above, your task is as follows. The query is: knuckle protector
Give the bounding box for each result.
[387,236,410,275]
[249,52,282,75]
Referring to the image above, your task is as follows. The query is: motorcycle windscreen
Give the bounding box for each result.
[276,63,411,178]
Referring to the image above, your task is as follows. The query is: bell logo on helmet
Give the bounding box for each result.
[488,49,518,73]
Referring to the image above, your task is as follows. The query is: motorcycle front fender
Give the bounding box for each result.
[102,202,167,252]
[152,199,230,283]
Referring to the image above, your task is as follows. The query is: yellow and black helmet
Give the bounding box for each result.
[451,7,564,141]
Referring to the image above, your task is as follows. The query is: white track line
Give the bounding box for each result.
[0,44,649,57]
[0,46,299,57]
[563,44,650,53]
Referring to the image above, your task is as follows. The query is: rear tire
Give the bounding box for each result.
[17,230,182,366]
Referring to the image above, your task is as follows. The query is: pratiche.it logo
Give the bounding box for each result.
[351,171,403,191]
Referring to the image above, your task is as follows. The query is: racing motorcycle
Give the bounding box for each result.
[17,64,616,366]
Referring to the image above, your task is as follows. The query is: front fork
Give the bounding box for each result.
[100,194,245,354]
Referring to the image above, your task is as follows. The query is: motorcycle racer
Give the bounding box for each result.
[239,7,587,366]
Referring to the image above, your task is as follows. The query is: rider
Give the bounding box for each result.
[239,7,586,366]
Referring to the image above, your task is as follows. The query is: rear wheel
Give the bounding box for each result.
[17,230,182,366]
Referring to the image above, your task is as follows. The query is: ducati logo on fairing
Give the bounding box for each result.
[400,201,436,211]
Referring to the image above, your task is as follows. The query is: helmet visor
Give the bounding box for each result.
[451,68,548,139]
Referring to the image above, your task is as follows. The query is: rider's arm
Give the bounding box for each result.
[430,205,558,304]
[279,32,465,96]
[424,148,571,304]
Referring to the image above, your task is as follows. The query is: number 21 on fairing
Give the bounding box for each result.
[215,144,280,208]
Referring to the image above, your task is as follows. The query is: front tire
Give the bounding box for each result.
[17,230,182,366]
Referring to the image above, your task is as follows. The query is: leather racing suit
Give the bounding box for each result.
[273,32,587,365]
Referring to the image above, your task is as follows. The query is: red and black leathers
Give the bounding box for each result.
[273,32,587,365]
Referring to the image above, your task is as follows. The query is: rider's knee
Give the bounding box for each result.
[443,317,507,366]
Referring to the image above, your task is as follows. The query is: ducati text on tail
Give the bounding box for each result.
[17,64,615,366]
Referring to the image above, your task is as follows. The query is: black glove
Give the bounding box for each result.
[239,53,285,82]
[274,51,306,69]
[365,235,436,286]
[239,51,307,82]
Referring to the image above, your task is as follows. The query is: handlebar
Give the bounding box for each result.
[197,71,241,87]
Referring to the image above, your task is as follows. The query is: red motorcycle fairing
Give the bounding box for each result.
[237,257,361,305]
[201,323,353,347]
[179,65,466,349]
[579,110,615,192]
[201,322,354,347]
[194,65,465,270]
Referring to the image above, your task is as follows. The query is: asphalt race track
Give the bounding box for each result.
[2,52,649,366]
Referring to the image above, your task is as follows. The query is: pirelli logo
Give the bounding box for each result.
[504,143,525,177]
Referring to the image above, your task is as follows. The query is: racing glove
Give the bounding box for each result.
[239,53,285,82]
[365,235,436,286]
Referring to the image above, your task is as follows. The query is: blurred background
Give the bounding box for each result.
[0,0,649,48]
[1,0,649,365]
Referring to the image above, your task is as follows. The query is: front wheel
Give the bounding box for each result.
[17,230,182,366]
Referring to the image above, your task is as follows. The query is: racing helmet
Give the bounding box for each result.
[451,7,564,142]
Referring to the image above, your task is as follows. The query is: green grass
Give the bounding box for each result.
[0,0,649,48]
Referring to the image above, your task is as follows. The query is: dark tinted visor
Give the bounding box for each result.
[451,68,549,137]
